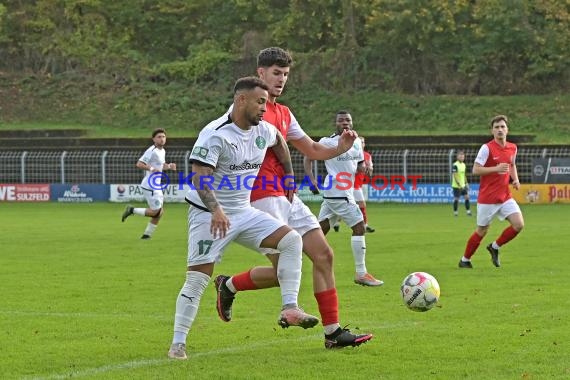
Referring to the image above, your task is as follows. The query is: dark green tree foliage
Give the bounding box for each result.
[1,0,569,94]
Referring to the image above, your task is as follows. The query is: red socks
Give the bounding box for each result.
[496,226,520,247]
[464,232,483,259]
[314,288,339,326]
[231,270,258,291]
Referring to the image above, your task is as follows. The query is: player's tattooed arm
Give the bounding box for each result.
[271,133,295,201]
[191,163,220,211]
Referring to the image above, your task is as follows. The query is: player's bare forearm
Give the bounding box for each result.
[303,156,316,182]
[192,163,220,211]
[291,132,356,161]
[271,133,294,175]
[136,161,154,171]
[510,165,519,181]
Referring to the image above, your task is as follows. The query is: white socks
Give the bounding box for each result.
[276,230,303,306]
[351,235,367,276]
[144,222,157,236]
[134,208,146,216]
[172,271,210,344]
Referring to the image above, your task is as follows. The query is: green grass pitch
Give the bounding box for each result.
[1,202,569,379]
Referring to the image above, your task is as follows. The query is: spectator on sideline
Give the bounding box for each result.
[451,150,472,217]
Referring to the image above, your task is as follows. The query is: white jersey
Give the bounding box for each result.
[320,135,364,201]
[186,114,278,214]
[139,145,166,189]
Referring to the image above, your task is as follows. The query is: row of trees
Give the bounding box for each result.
[1,0,570,94]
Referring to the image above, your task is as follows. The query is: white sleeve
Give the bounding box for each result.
[474,145,489,166]
[318,136,336,148]
[355,139,364,161]
[138,146,153,164]
[190,131,222,167]
[265,123,278,147]
[286,112,308,141]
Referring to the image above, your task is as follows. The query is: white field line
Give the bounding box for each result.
[23,334,322,380]
[7,309,410,379]
[0,310,170,321]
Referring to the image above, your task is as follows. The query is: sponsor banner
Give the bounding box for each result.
[532,158,570,183]
[296,188,323,203]
[51,184,110,203]
[512,184,570,204]
[110,184,187,203]
[368,183,479,203]
[0,183,50,202]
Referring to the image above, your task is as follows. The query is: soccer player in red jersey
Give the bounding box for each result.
[215,47,374,349]
[458,115,525,268]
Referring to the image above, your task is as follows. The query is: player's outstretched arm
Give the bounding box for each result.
[290,129,357,161]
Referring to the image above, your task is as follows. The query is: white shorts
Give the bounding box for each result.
[143,188,164,210]
[353,188,365,202]
[186,206,285,266]
[318,198,363,228]
[252,195,320,254]
[476,198,521,227]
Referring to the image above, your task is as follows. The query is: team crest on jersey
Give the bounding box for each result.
[255,136,266,149]
[192,146,209,158]
[353,143,361,150]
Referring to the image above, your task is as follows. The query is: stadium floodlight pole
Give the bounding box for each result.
[20,151,28,184]
[60,151,67,184]
[184,150,191,177]
[448,149,455,185]
[101,150,108,184]
[402,149,409,183]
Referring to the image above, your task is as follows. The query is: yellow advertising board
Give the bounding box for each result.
[511,184,570,204]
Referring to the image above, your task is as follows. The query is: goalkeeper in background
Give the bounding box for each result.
[451,150,472,217]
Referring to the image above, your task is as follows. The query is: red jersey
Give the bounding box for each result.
[250,101,292,201]
[475,140,517,204]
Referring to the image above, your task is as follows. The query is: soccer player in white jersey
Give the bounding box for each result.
[305,111,383,287]
[167,77,318,360]
[121,128,177,239]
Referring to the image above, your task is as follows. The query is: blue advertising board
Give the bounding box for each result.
[50,184,110,202]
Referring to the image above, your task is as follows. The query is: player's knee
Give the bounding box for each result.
[311,245,334,270]
[352,222,365,235]
[151,208,163,218]
[277,230,302,254]
[476,226,489,236]
[513,220,524,232]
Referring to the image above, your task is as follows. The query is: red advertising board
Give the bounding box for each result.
[0,184,51,202]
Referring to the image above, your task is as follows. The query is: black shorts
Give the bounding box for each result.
[453,187,468,197]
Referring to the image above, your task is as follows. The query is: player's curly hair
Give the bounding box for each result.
[257,47,293,68]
